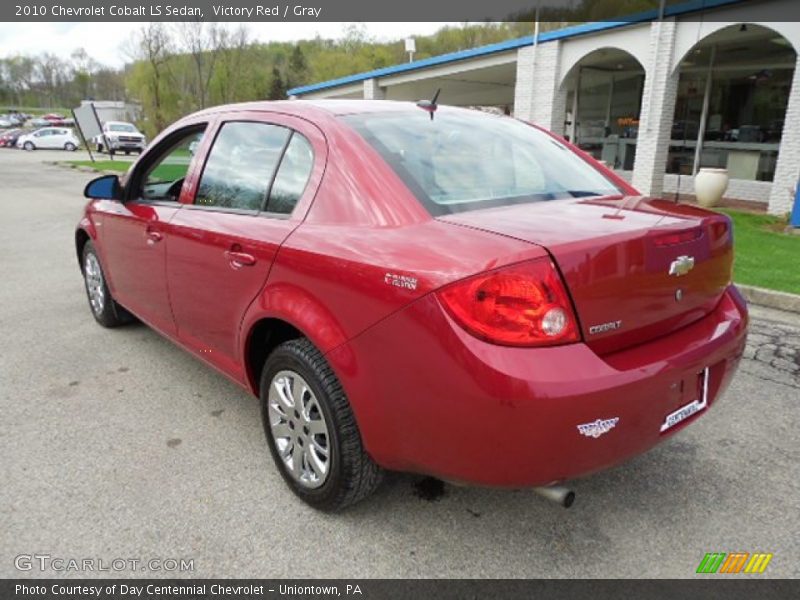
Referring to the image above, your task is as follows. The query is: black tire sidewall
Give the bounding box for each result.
[260,344,347,510]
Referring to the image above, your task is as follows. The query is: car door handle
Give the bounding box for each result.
[145,229,163,245]
[225,250,256,268]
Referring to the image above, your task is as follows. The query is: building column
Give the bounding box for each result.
[513,41,566,134]
[363,78,385,100]
[631,19,679,197]
[768,56,800,215]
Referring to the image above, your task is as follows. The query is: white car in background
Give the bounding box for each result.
[92,121,146,155]
[17,127,80,151]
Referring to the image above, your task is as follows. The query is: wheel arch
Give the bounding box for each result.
[240,283,351,395]
[242,317,306,396]
[75,219,97,271]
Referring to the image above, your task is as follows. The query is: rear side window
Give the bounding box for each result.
[196,122,290,211]
[266,133,314,214]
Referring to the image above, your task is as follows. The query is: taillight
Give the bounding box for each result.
[709,217,732,248]
[436,258,580,347]
[653,228,703,247]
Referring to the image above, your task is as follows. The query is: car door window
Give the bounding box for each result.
[195,122,290,212]
[266,133,314,215]
[139,128,205,202]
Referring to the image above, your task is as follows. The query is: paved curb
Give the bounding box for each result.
[737,284,800,314]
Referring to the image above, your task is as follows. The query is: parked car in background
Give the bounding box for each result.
[75,100,748,511]
[93,121,146,155]
[0,129,25,147]
[17,127,79,151]
[0,118,13,128]
[27,117,50,128]
[42,113,67,125]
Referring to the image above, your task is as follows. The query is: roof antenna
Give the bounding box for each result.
[416,89,441,120]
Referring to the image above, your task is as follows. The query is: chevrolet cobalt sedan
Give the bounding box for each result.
[76,101,748,510]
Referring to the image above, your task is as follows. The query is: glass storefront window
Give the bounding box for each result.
[668,35,795,182]
[574,67,644,171]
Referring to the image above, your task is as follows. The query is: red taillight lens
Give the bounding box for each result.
[653,228,703,247]
[436,258,580,347]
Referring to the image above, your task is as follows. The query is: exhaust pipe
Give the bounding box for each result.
[533,485,575,508]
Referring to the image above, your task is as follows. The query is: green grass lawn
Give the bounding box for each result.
[65,160,131,173]
[719,209,800,295]
[64,160,187,181]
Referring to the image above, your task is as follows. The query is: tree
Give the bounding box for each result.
[287,45,308,89]
[125,23,174,133]
[212,24,251,104]
[177,21,223,109]
[267,66,286,100]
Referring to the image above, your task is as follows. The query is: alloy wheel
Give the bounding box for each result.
[84,253,105,315]
[268,370,331,489]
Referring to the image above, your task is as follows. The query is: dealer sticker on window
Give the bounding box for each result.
[660,368,710,433]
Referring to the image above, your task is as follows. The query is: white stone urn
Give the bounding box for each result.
[694,168,729,208]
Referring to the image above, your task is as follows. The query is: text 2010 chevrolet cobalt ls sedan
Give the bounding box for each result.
[76,101,748,510]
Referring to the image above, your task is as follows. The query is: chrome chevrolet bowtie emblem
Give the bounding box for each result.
[669,255,695,277]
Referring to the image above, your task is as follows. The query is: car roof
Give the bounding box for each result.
[193,99,469,119]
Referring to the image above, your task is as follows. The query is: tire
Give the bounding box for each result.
[81,241,134,328]
[64,142,76,151]
[260,339,383,511]
[96,143,103,153]
[124,150,130,155]
[23,141,34,151]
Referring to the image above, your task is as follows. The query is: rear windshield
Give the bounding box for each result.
[343,110,621,216]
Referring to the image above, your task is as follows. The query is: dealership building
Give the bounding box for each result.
[288,0,800,215]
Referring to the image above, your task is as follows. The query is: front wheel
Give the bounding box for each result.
[96,143,103,153]
[81,241,133,328]
[260,339,383,511]
[23,141,34,151]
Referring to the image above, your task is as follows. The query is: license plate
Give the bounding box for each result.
[660,368,710,432]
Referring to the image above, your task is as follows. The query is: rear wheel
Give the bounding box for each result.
[260,339,383,511]
[81,241,133,328]
[64,142,76,151]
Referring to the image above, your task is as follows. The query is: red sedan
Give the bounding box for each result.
[76,101,748,510]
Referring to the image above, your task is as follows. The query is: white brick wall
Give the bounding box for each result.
[768,55,800,215]
[363,78,386,100]
[631,19,679,197]
[513,42,565,132]
[663,174,771,204]
[513,46,535,121]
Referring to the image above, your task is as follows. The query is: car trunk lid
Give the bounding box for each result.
[439,196,733,354]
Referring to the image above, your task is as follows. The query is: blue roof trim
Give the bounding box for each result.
[288,0,747,96]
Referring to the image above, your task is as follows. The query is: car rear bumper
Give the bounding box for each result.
[327,285,748,487]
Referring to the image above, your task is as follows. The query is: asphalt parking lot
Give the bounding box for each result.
[1,149,798,579]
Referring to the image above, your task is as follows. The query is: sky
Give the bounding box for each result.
[0,22,458,67]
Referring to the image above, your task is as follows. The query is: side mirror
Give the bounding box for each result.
[84,174,122,200]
